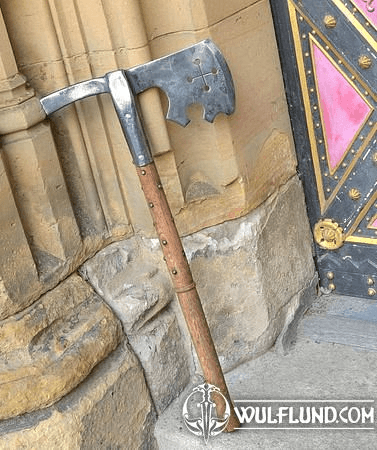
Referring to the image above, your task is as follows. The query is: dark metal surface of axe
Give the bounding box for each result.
[40,39,239,431]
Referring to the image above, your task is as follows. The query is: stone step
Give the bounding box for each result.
[155,295,377,449]
[298,294,377,351]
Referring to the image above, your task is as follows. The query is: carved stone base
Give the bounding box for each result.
[0,274,122,420]
[0,342,157,449]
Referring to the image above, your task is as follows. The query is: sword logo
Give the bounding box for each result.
[182,382,230,444]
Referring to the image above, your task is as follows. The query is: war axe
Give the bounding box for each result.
[40,40,239,431]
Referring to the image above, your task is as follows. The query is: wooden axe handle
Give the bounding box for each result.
[136,162,240,431]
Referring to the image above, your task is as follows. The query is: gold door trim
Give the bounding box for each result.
[288,0,376,214]
[333,0,377,47]
[309,36,373,177]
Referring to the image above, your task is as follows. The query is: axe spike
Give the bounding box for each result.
[40,77,109,115]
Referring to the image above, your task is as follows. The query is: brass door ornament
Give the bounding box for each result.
[358,55,372,69]
[314,218,345,250]
[324,15,337,28]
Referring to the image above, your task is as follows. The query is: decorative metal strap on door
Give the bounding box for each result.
[271,0,377,298]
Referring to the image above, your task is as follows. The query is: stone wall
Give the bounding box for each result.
[0,0,316,447]
[0,175,315,448]
[80,175,315,403]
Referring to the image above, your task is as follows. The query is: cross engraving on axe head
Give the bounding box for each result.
[40,40,240,431]
[126,39,235,126]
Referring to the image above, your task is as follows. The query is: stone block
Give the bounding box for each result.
[102,0,149,51]
[203,0,259,26]
[166,106,239,198]
[210,0,297,208]
[2,122,81,273]
[0,158,40,320]
[0,343,157,449]
[258,177,316,315]
[72,96,131,237]
[246,130,297,209]
[0,274,122,420]
[128,308,191,414]
[0,11,17,81]
[140,0,207,40]
[274,273,319,354]
[80,237,174,333]
[0,95,45,134]
[185,171,220,203]
[81,176,314,415]
[181,176,315,372]
[81,239,192,414]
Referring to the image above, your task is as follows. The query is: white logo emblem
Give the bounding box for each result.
[182,383,230,444]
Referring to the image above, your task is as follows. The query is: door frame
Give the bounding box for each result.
[269,0,377,299]
[270,0,322,229]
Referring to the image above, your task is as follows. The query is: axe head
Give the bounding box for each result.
[127,40,235,127]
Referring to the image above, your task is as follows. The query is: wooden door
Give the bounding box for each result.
[271,0,377,299]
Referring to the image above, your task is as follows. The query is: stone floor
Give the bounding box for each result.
[155,294,377,449]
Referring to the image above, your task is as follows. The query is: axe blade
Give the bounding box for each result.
[126,40,235,127]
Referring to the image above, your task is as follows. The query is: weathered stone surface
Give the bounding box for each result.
[0,274,122,420]
[0,95,45,134]
[82,176,315,401]
[210,0,297,208]
[181,176,315,372]
[246,130,297,209]
[81,239,191,414]
[2,122,81,265]
[80,237,174,333]
[79,343,158,450]
[258,176,315,314]
[185,171,220,203]
[128,308,191,414]
[0,342,157,449]
[275,273,319,354]
[0,157,41,321]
